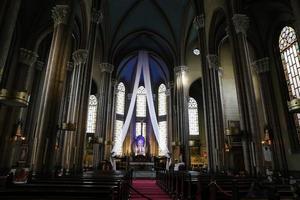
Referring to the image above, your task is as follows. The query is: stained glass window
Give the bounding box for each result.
[86,95,98,133]
[188,97,199,135]
[113,120,124,155]
[136,122,147,138]
[158,121,168,156]
[116,82,126,115]
[158,84,167,116]
[136,86,147,117]
[279,26,300,142]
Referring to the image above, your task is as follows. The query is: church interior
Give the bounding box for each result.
[0,0,300,199]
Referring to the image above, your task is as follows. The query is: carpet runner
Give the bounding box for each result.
[130,180,171,200]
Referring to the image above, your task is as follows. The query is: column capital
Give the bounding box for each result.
[174,66,189,75]
[91,9,103,24]
[206,54,219,70]
[51,5,70,27]
[193,15,205,30]
[19,48,38,66]
[35,60,45,71]
[252,57,270,74]
[66,62,74,71]
[99,63,114,73]
[232,14,249,35]
[72,49,88,65]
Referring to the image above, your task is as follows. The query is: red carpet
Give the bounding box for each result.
[130,180,171,200]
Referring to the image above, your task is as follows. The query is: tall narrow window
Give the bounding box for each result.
[279,26,300,143]
[86,95,98,133]
[158,84,167,155]
[188,97,199,135]
[158,84,167,116]
[113,82,126,155]
[136,86,147,117]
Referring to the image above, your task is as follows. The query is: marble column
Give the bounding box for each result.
[76,8,102,172]
[0,0,22,84]
[207,54,225,171]
[252,57,288,174]
[32,4,74,174]
[226,14,263,174]
[93,63,114,167]
[174,66,190,167]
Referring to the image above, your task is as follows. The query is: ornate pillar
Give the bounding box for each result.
[174,66,190,167]
[0,48,38,168]
[207,54,225,171]
[0,0,22,84]
[226,14,263,174]
[32,4,74,174]
[252,57,288,174]
[76,8,102,172]
[93,63,114,167]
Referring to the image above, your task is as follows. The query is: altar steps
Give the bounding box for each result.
[132,171,156,179]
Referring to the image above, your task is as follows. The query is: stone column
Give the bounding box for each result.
[174,66,190,167]
[252,57,288,174]
[93,63,114,167]
[0,0,22,84]
[26,61,45,168]
[0,48,38,168]
[32,4,74,174]
[226,14,263,174]
[75,8,102,172]
[291,0,300,40]
[194,15,218,173]
[207,54,225,171]
[166,82,173,155]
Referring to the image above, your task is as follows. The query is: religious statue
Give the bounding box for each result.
[135,135,146,156]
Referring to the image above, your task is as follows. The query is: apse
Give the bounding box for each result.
[112,52,170,157]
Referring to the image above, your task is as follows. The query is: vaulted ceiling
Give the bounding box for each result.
[102,0,198,68]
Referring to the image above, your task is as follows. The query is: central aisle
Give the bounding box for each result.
[130,180,171,200]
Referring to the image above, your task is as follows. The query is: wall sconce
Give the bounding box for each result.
[225,142,231,152]
[261,129,272,145]
[13,121,26,142]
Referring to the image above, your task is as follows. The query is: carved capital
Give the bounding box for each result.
[72,49,88,65]
[99,63,114,73]
[19,48,38,66]
[91,9,103,24]
[232,14,249,35]
[52,5,70,27]
[206,54,219,70]
[174,66,189,75]
[35,60,45,71]
[66,62,74,71]
[193,15,205,30]
[252,57,270,74]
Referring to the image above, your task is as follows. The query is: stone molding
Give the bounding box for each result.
[35,60,45,71]
[72,49,88,65]
[52,5,70,27]
[174,66,189,75]
[193,15,205,30]
[252,57,270,74]
[19,48,38,66]
[232,14,249,35]
[99,63,114,73]
[91,9,103,24]
[206,54,219,70]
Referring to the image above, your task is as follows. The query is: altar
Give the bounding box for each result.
[129,161,154,171]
